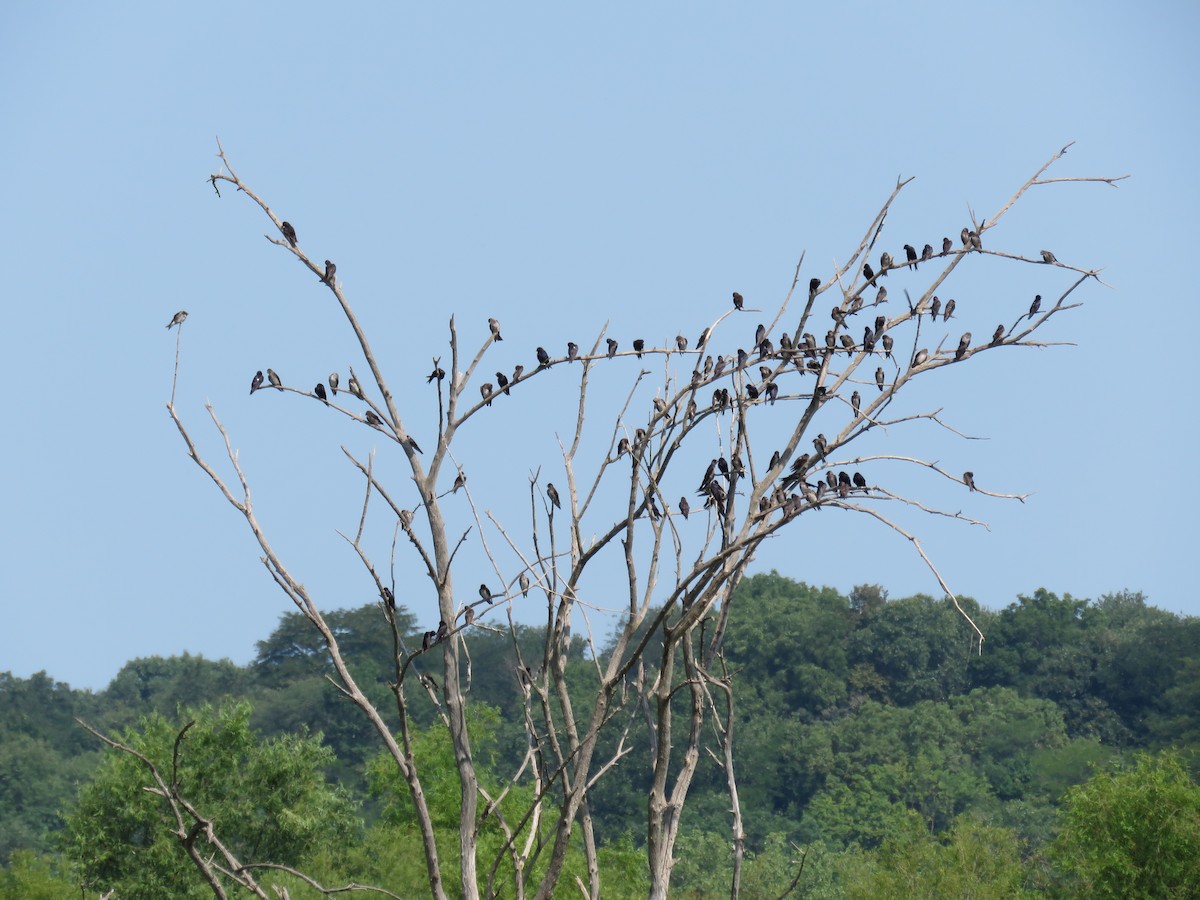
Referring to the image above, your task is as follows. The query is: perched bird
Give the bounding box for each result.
[732,291,744,310]
[838,471,851,488]
[633,338,645,358]
[268,368,283,391]
[347,373,364,398]
[496,371,510,395]
[314,382,327,402]
[881,335,894,359]
[280,221,297,246]
[436,619,449,642]
[863,263,876,285]
[963,471,977,491]
[904,244,918,269]
[489,317,503,341]
[930,297,942,321]
[406,436,423,454]
[537,346,550,367]
[679,496,690,520]
[381,586,395,610]
[875,366,885,391]
[480,383,494,406]
[880,251,893,273]
[955,333,972,361]
[464,607,475,625]
[323,260,336,284]
[745,383,760,400]
[422,631,433,651]
[328,372,339,395]
[764,381,779,404]
[969,230,982,251]
[838,481,851,499]
[942,236,953,254]
[697,327,711,349]
[826,471,837,490]
[479,583,491,601]
[617,436,630,457]
[759,365,773,382]
[961,227,972,248]
[876,285,888,304]
[736,348,748,370]
[1040,249,1057,264]
[567,341,579,362]
[863,328,876,354]
[699,459,718,491]
[426,366,445,383]
[809,277,821,296]
[851,390,861,417]
[547,482,561,509]
[512,364,524,382]
[813,433,828,457]
[452,470,467,493]
[250,370,264,394]
[942,298,956,321]
[519,572,531,597]
[853,471,867,491]
[1028,294,1042,319]
[606,338,618,358]
[991,324,1006,345]
[165,310,188,329]
[769,450,782,470]
[921,243,934,263]
[874,315,886,338]
[840,334,855,352]
[912,348,928,368]
[676,334,688,352]
[365,410,383,427]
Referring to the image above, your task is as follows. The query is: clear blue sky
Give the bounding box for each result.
[1,3,1195,691]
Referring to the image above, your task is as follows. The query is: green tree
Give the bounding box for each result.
[1050,750,1200,899]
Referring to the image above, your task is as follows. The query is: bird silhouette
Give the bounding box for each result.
[1040,249,1057,264]
[365,410,383,427]
[347,374,363,398]
[676,334,688,352]
[991,324,1005,345]
[851,390,861,417]
[165,310,188,329]
[943,298,956,321]
[1028,294,1042,319]
[942,237,953,254]
[480,383,494,406]
[426,366,445,383]
[679,496,690,519]
[519,573,531,597]
[280,221,297,246]
[496,372,510,395]
[921,243,933,263]
[930,297,942,321]
[567,342,579,362]
[875,367,885,391]
[809,277,820,296]
[537,346,550,367]
[250,370,264,394]
[314,382,327,402]
[732,291,744,310]
[479,583,491,601]
[452,470,467,493]
[853,472,867,491]
[963,471,977,491]
[633,338,645,358]
[955,333,972,361]
[912,348,928,368]
[881,335,893,359]
[606,338,618,358]
[323,260,336,284]
[904,244,917,269]
[547,482,561,509]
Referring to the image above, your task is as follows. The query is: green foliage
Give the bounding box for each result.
[1050,750,1200,898]
[0,850,76,900]
[62,700,360,899]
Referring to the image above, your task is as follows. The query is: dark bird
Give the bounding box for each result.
[840,334,855,352]
[1028,294,1042,319]
[422,631,434,651]
[697,327,711,349]
[717,456,730,477]
[519,573,531,597]
[955,332,972,361]
[165,310,188,329]
[1040,249,1057,264]
[633,338,645,358]
[606,338,618,359]
[863,263,876,285]
[991,324,1006,345]
[755,323,767,346]
[930,297,942,321]
[813,433,828,457]
[732,291,744,310]
[874,315,886,338]
[436,620,449,642]
[348,373,363,398]
[769,450,782,470]
[942,236,953,254]
[961,227,971,248]
[703,355,715,377]
[496,372,510,395]
[406,436,423,454]
[851,390,861,417]
[453,469,467,493]
[647,495,661,520]
[825,330,836,350]
[875,366,885,391]
[268,368,283,391]
[250,370,264,394]
[853,471,867,491]
[745,383,760,400]
[964,471,977,491]
[679,496,690,519]
[881,335,894,359]
[489,317,503,341]
[328,372,339,395]
[809,277,821,296]
[480,383,494,406]
[567,341,579,362]
[536,346,550,367]
[764,381,779,404]
[838,481,851,499]
[942,298,956,320]
[838,470,851,488]
[479,583,491,601]
[323,260,336,284]
[426,366,445,383]
[876,285,888,304]
[921,243,934,263]
[512,364,524,382]
[969,230,982,251]
[759,365,773,382]
[699,459,718,491]
[676,334,688,352]
[381,586,394,610]
[280,221,297,246]
[464,607,475,625]
[365,410,383,427]
[736,348,748,370]
[863,328,876,354]
[547,482,561,509]
[314,382,327,402]
[880,251,893,273]
[904,244,918,269]
[912,348,928,368]
[826,471,837,490]
[617,436,630,457]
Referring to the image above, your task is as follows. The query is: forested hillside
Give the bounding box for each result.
[3,574,1198,897]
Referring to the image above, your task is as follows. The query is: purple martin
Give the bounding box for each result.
[422,630,433,651]
[840,334,855,352]
[606,338,618,358]
[464,606,475,625]
[732,291,744,310]
[633,338,644,358]
[755,323,767,346]
[863,263,876,285]
[1028,294,1042,319]
[764,381,779,404]
[826,471,837,490]
[769,449,782,470]
[328,372,339,395]
[912,348,928,368]
[496,371,510,395]
[365,409,383,427]
[881,334,893,359]
[702,355,714,377]
[809,277,821,296]
[250,370,264,394]
[875,286,888,306]
[943,298,956,320]
[838,470,851,488]
[436,619,449,642]
[942,236,953,255]
[323,260,336,284]
[480,383,494,406]
[427,366,445,383]
[813,433,828,457]
[489,317,503,341]
[969,230,982,251]
[519,573,531,597]
[676,334,688,352]
[512,364,524,382]
[904,244,918,269]
[991,324,1006,345]
[961,227,971,248]
[745,382,760,400]
[838,481,850,499]
[406,436,423,454]
[567,341,579,362]
[1040,249,1057,264]
[452,469,467,493]
[955,333,972,361]
[314,382,327,402]
[736,348,748,370]
[758,337,774,358]
[280,221,297,246]
[874,315,886,338]
[863,327,876,354]
[851,390,861,417]
[537,346,551,367]
[697,327,711,349]
[759,365,772,381]
[165,310,188,329]
[930,297,941,321]
[267,368,283,391]
[617,436,630,456]
[381,586,394,610]
[875,366,885,391]
[479,583,492,601]
[880,251,893,273]
[679,496,690,519]
[853,471,867,491]
[963,471,977,491]
[347,373,364,398]
[547,482,561,509]
[921,243,934,263]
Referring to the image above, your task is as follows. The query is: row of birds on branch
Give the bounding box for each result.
[854,227,1059,286]
[278,220,338,286]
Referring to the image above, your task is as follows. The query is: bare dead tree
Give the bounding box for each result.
[90,140,1125,899]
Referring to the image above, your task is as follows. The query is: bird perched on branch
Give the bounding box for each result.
[365,410,382,427]
[943,298,956,321]
[489,318,503,341]
[942,237,953,254]
[322,260,336,284]
[633,338,645,358]
[963,471,977,491]
[676,334,688,352]
[567,341,579,362]
[853,472,867,491]
[851,390,861,417]
[479,583,492,602]
[875,367,885,391]
[452,470,467,493]
[912,348,928,368]
[1028,294,1042,319]
[955,333,972,361]
[904,244,917,269]
[536,346,550,367]
[347,373,363,398]
[732,291,744,310]
[267,368,283,391]
[991,324,1006,345]
[930,297,942,322]
[250,370,264,394]
[606,338,618,359]
[495,372,510,395]
[881,335,893,359]
[314,382,327,402]
[280,221,297,246]
[480,383,494,406]
[165,310,188,329]
[426,366,445,383]
[546,482,561,509]
[679,496,690,519]
[1040,249,1057,264]
[328,372,339,395]
[921,243,934,263]
[519,573,531,597]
